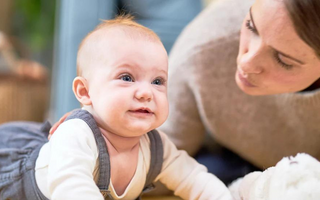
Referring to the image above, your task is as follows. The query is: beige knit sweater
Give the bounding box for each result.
[160,0,320,169]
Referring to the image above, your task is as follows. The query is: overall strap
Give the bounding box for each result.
[140,129,164,197]
[65,109,112,199]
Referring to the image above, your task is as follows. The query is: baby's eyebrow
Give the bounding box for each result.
[114,64,136,71]
[115,63,168,77]
[157,69,168,75]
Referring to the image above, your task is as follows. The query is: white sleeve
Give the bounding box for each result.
[156,131,233,200]
[47,119,104,200]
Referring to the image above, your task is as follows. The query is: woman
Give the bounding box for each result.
[160,0,320,182]
[50,0,320,184]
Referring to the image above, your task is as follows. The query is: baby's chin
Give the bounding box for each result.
[120,125,158,137]
[125,118,164,133]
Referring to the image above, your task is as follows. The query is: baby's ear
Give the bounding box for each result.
[73,76,92,105]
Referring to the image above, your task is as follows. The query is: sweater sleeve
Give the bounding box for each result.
[47,119,104,200]
[156,131,233,200]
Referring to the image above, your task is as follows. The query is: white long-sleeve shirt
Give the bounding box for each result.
[35,118,232,200]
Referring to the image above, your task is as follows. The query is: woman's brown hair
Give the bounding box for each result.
[284,0,320,58]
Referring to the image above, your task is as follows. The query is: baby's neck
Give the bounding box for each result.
[99,128,141,153]
[99,128,141,196]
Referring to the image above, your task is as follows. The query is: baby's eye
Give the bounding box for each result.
[152,78,165,85]
[120,74,134,82]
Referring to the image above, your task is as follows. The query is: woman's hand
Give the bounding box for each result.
[48,111,72,139]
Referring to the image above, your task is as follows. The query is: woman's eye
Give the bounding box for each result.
[245,20,258,34]
[152,78,164,85]
[120,75,133,82]
[273,52,293,70]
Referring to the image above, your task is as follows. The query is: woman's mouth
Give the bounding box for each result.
[237,70,256,87]
[135,109,151,113]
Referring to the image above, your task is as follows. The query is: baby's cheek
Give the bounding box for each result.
[158,96,169,120]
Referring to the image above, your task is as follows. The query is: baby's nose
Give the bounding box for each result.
[135,83,153,102]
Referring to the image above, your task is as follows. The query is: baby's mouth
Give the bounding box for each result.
[129,108,153,114]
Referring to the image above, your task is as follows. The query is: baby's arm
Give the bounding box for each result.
[156,131,233,200]
[46,119,103,200]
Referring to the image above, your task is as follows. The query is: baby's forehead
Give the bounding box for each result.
[79,27,158,65]
[79,26,162,62]
[86,25,159,47]
[77,26,165,76]
[84,27,123,47]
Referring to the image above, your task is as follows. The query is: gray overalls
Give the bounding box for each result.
[0,109,163,200]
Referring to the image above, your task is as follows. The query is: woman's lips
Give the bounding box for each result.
[237,71,256,87]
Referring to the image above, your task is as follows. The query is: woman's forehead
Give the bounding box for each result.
[252,0,316,62]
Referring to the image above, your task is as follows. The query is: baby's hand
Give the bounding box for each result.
[48,111,72,139]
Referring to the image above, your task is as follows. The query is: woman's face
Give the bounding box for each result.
[236,0,320,95]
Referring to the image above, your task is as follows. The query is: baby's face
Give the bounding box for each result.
[84,31,168,137]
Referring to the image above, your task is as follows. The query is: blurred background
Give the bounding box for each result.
[0,0,215,125]
[0,0,56,67]
[0,0,55,124]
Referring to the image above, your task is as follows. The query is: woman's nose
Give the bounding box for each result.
[134,82,153,102]
[238,40,264,74]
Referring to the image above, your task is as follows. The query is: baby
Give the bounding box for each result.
[0,16,233,200]
[229,153,320,200]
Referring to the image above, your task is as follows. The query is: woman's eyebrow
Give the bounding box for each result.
[249,7,259,35]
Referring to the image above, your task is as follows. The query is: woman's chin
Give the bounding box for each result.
[235,78,267,96]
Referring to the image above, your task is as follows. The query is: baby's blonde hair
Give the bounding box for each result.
[77,15,161,76]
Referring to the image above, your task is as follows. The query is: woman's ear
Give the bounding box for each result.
[73,76,92,105]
